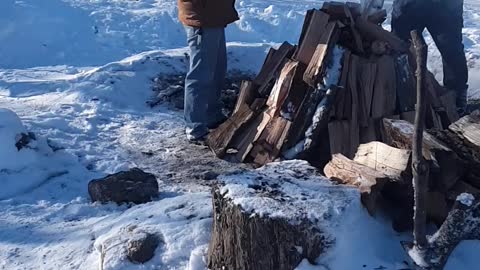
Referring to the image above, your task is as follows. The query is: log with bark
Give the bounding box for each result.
[382,118,463,192]
[404,193,480,269]
[208,160,358,270]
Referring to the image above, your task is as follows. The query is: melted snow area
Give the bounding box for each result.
[1,0,480,269]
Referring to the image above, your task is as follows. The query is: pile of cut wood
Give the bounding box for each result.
[205,1,480,260]
[207,1,459,167]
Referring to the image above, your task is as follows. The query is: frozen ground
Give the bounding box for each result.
[0,0,480,269]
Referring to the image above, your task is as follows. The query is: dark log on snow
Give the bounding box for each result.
[404,194,480,269]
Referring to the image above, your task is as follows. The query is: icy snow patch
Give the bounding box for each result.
[457,193,475,206]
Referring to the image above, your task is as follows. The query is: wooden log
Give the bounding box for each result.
[233,80,257,114]
[209,161,357,270]
[395,54,417,112]
[252,117,292,165]
[304,22,339,87]
[383,118,463,192]
[357,59,377,126]
[344,4,365,54]
[324,154,391,215]
[232,111,271,162]
[208,189,323,270]
[266,60,299,117]
[403,195,480,269]
[280,63,309,121]
[367,9,387,24]
[430,110,480,188]
[371,55,396,118]
[295,10,330,66]
[354,16,407,53]
[354,141,411,181]
[207,103,256,158]
[328,120,359,159]
[297,10,314,49]
[255,42,295,96]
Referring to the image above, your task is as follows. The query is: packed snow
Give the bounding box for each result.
[1,0,480,269]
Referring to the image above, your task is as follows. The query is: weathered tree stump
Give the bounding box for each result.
[208,160,357,270]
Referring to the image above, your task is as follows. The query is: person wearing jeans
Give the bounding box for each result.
[178,0,239,141]
[392,0,469,115]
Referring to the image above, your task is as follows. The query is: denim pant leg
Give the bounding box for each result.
[184,26,226,138]
[207,30,227,122]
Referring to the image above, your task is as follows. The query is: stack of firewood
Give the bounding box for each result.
[207,1,458,167]
[205,1,480,228]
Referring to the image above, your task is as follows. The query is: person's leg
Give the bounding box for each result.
[426,0,468,114]
[207,28,227,128]
[391,0,426,42]
[184,26,224,140]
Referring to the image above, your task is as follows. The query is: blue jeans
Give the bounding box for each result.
[184,26,227,139]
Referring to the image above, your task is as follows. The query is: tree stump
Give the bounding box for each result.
[208,160,358,270]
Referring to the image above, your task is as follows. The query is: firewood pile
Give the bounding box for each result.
[207,2,480,227]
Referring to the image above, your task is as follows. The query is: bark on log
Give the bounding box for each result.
[405,194,480,269]
[208,189,324,270]
[429,110,480,188]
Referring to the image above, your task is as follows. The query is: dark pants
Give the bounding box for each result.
[392,0,468,109]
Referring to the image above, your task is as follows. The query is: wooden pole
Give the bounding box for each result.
[411,30,429,249]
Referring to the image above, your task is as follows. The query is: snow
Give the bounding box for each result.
[220,160,358,223]
[457,193,476,206]
[1,0,480,269]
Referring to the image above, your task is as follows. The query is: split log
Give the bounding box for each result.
[303,49,349,153]
[371,55,396,118]
[404,194,480,269]
[207,103,256,158]
[429,110,480,188]
[357,59,377,126]
[324,154,392,215]
[295,10,330,66]
[328,120,359,159]
[231,110,271,162]
[266,60,299,117]
[395,54,417,112]
[382,118,463,192]
[354,16,407,53]
[233,80,256,114]
[354,141,411,181]
[251,117,292,165]
[280,65,309,122]
[304,22,339,87]
[254,42,295,96]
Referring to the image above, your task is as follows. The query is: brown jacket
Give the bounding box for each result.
[178,0,239,27]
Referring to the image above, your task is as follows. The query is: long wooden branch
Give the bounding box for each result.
[411,30,429,248]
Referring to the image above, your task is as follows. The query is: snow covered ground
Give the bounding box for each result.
[1,0,480,269]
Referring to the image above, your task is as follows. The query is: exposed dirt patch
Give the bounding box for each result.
[149,70,255,117]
